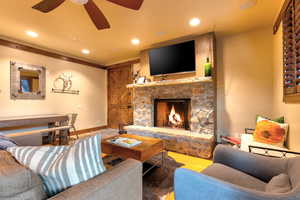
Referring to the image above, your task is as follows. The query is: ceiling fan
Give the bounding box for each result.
[32,0,144,30]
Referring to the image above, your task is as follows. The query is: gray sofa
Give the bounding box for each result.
[0,150,143,200]
[174,145,300,200]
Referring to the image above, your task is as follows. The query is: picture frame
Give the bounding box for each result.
[10,61,46,100]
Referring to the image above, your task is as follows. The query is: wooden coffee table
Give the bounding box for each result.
[102,134,165,174]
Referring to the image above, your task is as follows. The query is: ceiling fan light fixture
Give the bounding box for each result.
[32,0,144,30]
[70,0,89,5]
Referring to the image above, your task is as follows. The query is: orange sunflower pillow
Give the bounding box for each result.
[253,117,289,147]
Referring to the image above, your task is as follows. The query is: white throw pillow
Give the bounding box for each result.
[7,134,106,197]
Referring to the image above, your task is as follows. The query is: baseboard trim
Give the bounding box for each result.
[71,125,108,136]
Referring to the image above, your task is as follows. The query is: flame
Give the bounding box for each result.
[168,105,183,126]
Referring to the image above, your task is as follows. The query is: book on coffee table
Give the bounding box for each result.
[108,137,142,148]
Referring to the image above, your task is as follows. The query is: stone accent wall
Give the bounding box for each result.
[133,82,215,135]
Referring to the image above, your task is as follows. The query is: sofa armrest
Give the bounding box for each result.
[49,159,142,200]
[174,168,292,200]
[213,145,287,182]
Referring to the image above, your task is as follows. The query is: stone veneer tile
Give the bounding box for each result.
[133,82,215,135]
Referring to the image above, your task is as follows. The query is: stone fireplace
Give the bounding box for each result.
[125,33,217,158]
[154,98,191,130]
[132,82,215,135]
[126,78,216,158]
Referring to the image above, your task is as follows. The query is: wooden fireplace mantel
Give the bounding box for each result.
[126,77,212,89]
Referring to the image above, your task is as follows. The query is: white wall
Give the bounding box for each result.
[272,25,300,151]
[0,45,107,130]
[216,27,274,138]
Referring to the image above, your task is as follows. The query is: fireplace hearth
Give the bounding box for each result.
[154,99,191,130]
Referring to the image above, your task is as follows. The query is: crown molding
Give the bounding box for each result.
[0,38,106,70]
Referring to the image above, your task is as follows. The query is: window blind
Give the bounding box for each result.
[294,0,300,91]
[283,0,300,96]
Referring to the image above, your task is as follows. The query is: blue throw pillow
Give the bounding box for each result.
[0,133,17,150]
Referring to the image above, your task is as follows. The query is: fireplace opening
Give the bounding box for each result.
[154,99,191,130]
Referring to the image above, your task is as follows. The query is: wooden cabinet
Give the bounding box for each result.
[107,64,133,128]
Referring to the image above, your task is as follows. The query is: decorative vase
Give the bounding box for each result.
[204,57,212,77]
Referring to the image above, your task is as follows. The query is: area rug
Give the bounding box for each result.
[143,153,183,200]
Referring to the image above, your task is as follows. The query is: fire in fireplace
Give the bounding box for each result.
[154,99,191,130]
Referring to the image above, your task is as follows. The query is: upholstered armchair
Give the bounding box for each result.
[174,145,300,200]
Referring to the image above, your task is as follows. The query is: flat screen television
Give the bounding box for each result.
[149,40,196,76]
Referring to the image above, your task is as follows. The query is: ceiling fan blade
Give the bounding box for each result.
[32,0,65,13]
[106,0,144,10]
[84,0,110,30]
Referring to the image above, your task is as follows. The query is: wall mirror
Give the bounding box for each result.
[10,61,46,100]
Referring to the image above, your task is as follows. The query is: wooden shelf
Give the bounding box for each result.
[126,77,213,88]
[6,126,70,138]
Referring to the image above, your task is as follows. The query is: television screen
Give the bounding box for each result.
[149,40,196,76]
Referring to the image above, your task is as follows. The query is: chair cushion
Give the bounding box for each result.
[202,163,266,191]
[7,134,106,197]
[265,173,292,193]
[0,150,45,198]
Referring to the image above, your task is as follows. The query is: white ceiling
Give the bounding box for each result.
[0,0,282,65]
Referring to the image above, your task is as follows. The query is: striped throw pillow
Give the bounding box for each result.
[7,134,106,197]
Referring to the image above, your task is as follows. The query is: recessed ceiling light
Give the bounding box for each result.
[131,38,140,45]
[240,0,257,10]
[26,30,38,38]
[81,49,90,54]
[156,31,166,36]
[189,18,201,27]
